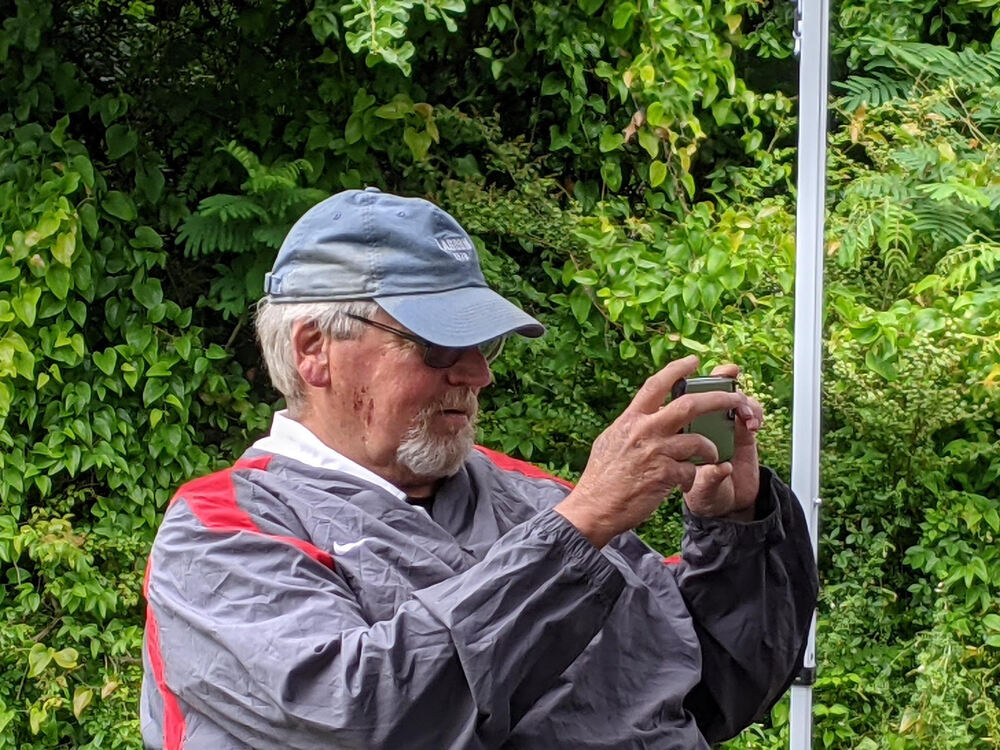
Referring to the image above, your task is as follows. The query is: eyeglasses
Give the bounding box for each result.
[347,314,505,369]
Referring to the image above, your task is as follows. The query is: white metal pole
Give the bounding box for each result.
[789,0,830,747]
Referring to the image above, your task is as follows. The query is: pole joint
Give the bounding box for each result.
[794,666,817,686]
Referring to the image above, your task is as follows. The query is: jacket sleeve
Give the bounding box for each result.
[671,466,818,743]
[144,503,624,750]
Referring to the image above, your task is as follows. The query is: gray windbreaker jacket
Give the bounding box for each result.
[141,446,817,749]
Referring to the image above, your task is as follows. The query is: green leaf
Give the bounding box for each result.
[12,286,41,326]
[78,203,99,238]
[403,127,432,161]
[638,128,659,158]
[680,337,709,353]
[541,73,564,96]
[599,128,624,153]
[136,166,165,204]
[569,288,592,324]
[132,277,163,309]
[68,299,87,326]
[174,335,192,360]
[73,687,93,720]
[864,349,898,381]
[93,349,117,376]
[345,113,365,144]
[0,259,18,284]
[29,704,46,735]
[71,155,95,189]
[103,191,137,221]
[52,647,79,669]
[143,378,169,406]
[133,226,163,249]
[51,115,70,146]
[28,643,52,677]
[146,358,174,377]
[52,231,76,266]
[600,159,622,192]
[612,1,637,28]
[646,101,665,127]
[106,124,138,159]
[682,276,700,308]
[45,264,71,299]
[205,343,229,360]
[374,99,413,119]
[649,160,667,187]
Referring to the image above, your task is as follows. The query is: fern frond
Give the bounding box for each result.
[834,200,878,268]
[245,173,301,193]
[264,188,329,214]
[875,203,917,278]
[890,146,939,176]
[911,203,975,247]
[834,72,909,110]
[844,173,912,202]
[252,225,293,249]
[933,241,1000,291]
[887,42,964,79]
[219,140,262,175]
[178,214,257,256]
[983,186,1000,211]
[197,194,269,223]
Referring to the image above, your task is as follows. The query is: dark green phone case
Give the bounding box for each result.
[670,376,737,464]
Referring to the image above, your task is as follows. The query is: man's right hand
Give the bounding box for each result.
[553,355,760,549]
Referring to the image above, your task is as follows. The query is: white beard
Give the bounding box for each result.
[396,390,478,479]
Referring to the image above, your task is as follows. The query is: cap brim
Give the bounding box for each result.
[375,287,545,347]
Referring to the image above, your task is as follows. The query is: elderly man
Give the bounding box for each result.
[141,187,817,749]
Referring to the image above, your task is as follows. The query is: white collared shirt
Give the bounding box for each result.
[252,410,407,501]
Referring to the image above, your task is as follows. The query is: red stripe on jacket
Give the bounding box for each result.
[475,445,576,489]
[172,454,334,568]
[144,454,334,749]
[144,562,186,750]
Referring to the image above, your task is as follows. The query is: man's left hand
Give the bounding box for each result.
[681,364,763,522]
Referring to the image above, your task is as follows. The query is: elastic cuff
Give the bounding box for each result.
[683,467,786,549]
[533,509,625,606]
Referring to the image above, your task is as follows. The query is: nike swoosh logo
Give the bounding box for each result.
[332,540,368,555]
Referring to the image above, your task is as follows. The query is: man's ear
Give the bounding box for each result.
[291,320,331,388]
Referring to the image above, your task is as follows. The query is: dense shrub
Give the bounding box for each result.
[0,0,997,746]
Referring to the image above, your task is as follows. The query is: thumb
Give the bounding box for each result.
[694,461,733,495]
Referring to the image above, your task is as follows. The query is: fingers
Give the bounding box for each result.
[735,395,764,435]
[661,433,719,466]
[710,363,740,378]
[629,356,699,415]
[652,389,749,435]
[685,461,734,505]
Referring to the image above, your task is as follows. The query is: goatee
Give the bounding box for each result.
[396,389,479,479]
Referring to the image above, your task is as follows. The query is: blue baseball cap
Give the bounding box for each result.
[263,188,544,347]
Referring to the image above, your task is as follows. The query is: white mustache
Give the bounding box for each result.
[433,390,479,416]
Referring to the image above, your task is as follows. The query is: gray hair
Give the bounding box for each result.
[254,297,379,414]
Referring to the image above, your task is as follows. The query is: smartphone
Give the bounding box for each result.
[670,376,737,464]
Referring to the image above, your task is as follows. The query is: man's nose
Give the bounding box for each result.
[446,347,492,389]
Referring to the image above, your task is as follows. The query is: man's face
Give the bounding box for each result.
[322,310,492,487]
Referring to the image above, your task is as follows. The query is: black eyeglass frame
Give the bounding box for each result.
[346,314,505,369]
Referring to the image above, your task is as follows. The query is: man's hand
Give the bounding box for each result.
[679,363,762,522]
[554,356,764,548]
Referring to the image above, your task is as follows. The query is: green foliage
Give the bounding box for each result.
[1,0,998,746]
